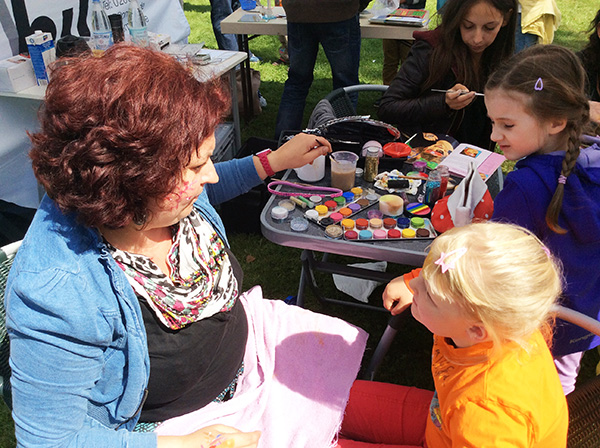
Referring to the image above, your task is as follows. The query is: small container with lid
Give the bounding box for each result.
[363,146,380,182]
[271,206,288,223]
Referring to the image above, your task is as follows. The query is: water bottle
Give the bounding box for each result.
[128,0,149,47]
[90,0,113,54]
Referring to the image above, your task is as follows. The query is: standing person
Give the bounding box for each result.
[378,0,516,149]
[517,0,561,53]
[210,0,240,51]
[577,7,600,123]
[273,0,371,139]
[485,44,600,394]
[336,222,568,447]
[381,0,427,86]
[5,45,369,448]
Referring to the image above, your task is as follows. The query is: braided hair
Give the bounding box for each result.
[485,45,590,234]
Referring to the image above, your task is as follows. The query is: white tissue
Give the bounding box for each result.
[332,261,388,303]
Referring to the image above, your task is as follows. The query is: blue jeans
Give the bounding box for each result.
[514,12,538,53]
[210,0,240,51]
[274,16,361,139]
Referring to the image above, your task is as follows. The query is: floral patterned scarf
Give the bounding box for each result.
[108,209,238,330]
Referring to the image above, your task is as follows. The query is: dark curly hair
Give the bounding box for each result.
[30,44,230,229]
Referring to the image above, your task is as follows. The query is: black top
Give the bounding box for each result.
[139,247,247,422]
[378,30,493,150]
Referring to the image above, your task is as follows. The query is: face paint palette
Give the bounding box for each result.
[339,215,437,241]
[305,188,381,229]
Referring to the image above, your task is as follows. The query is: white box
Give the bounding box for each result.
[0,56,37,93]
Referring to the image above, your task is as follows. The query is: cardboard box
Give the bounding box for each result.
[26,30,55,86]
[0,55,37,93]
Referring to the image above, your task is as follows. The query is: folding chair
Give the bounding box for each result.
[0,240,21,409]
[552,305,600,447]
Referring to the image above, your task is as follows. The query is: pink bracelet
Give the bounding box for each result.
[267,180,343,198]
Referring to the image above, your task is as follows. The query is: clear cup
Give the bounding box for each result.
[330,151,359,191]
[240,0,257,10]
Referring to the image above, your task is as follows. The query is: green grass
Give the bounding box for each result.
[1,1,599,445]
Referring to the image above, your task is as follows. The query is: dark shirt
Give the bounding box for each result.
[139,247,247,422]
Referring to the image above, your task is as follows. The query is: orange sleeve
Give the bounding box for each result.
[403,268,421,294]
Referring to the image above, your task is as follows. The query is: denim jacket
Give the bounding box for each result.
[6,156,262,448]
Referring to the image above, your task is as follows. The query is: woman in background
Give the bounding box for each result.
[378,0,516,149]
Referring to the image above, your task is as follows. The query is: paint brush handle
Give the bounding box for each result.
[431,89,484,97]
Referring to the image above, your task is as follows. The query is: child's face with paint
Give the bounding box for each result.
[146,134,219,228]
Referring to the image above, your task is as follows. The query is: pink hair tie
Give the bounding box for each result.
[558,175,567,185]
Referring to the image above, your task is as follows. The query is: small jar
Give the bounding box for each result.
[363,147,380,182]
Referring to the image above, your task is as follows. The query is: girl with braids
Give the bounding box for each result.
[485,44,600,394]
[378,0,516,149]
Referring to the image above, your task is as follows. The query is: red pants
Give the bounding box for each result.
[335,380,433,448]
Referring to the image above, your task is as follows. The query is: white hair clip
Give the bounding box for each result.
[434,247,467,273]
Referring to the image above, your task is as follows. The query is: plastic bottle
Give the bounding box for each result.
[437,165,450,198]
[128,0,149,47]
[424,169,442,206]
[90,0,113,54]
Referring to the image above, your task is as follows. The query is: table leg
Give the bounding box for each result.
[299,249,393,312]
[228,69,242,154]
[363,309,412,380]
[237,34,254,122]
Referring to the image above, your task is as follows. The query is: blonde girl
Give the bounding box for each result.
[485,44,600,394]
[337,222,567,448]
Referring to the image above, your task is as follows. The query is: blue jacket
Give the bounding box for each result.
[492,146,600,355]
[6,156,262,448]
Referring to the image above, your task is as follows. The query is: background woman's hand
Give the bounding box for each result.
[268,133,332,173]
[589,100,600,124]
[445,83,476,111]
[158,424,261,448]
[382,275,414,316]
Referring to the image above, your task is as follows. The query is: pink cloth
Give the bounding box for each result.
[156,286,369,447]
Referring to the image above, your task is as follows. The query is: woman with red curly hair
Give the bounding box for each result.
[5,45,366,448]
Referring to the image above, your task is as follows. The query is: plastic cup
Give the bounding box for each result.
[294,155,325,182]
[330,151,359,191]
[240,0,257,10]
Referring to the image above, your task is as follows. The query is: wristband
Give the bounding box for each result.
[257,149,276,177]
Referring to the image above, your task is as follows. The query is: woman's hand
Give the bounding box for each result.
[382,275,414,316]
[589,100,600,124]
[445,83,476,111]
[158,424,261,448]
[267,133,332,174]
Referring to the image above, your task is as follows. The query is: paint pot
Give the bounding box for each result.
[290,217,309,232]
[271,206,288,223]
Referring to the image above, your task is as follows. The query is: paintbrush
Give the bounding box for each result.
[431,88,484,97]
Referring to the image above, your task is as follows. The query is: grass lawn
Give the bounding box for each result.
[1,1,599,446]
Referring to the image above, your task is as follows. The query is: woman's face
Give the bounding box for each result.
[146,134,219,228]
[460,1,508,56]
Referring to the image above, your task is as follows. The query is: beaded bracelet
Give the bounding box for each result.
[267,180,343,198]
